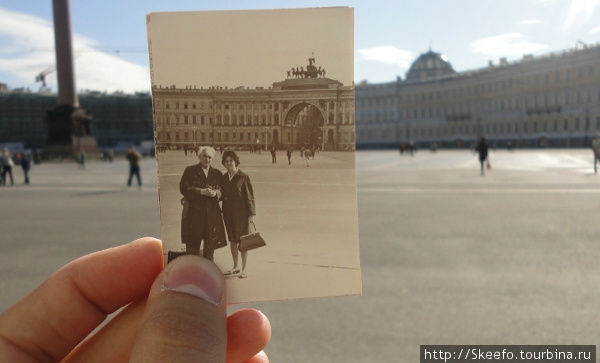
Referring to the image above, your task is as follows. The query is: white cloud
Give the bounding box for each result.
[518,19,543,25]
[561,0,600,31]
[590,26,600,33]
[0,7,149,93]
[471,33,548,58]
[356,46,413,68]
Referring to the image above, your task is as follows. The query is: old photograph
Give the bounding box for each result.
[146,7,360,303]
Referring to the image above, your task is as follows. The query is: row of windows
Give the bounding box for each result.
[157,112,354,126]
[402,117,600,138]
[401,88,600,112]
[357,64,599,107]
[357,88,600,123]
[158,131,267,143]
[159,100,353,112]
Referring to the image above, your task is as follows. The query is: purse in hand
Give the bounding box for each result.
[239,221,266,252]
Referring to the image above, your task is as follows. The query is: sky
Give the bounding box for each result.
[147,8,353,88]
[0,0,599,93]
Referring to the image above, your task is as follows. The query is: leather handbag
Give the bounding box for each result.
[239,221,266,252]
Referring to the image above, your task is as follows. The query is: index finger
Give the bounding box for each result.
[0,237,164,362]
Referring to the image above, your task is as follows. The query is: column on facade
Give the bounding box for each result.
[278,102,283,146]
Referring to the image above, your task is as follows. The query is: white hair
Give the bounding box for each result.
[199,146,216,157]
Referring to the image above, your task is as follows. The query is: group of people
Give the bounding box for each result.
[180,146,256,278]
[0,148,31,186]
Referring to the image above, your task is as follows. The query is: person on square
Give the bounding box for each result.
[20,152,31,185]
[475,137,489,176]
[0,238,271,362]
[221,150,256,279]
[303,147,311,168]
[0,148,14,186]
[180,146,226,261]
[592,135,600,174]
[286,147,292,166]
[126,145,142,187]
[270,145,277,164]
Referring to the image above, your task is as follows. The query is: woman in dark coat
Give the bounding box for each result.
[221,150,256,278]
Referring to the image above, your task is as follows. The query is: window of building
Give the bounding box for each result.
[240,133,244,141]
[175,132,179,141]
[176,102,179,109]
[192,103,196,109]
[184,115,188,125]
[184,132,188,140]
[553,120,558,132]
[575,118,580,131]
[217,132,221,141]
[166,103,170,109]
[184,103,188,109]
[201,132,205,141]
[524,123,528,133]
[225,133,229,142]
[563,119,568,131]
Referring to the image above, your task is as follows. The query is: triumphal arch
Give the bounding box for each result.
[152,57,355,151]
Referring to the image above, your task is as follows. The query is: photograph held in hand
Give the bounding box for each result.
[147,7,361,303]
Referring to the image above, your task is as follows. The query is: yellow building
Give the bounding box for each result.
[356,43,600,148]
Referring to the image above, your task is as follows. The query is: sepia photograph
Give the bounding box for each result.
[146,7,361,303]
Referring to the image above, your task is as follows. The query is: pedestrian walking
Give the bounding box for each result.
[1,148,14,186]
[78,151,86,169]
[302,147,311,167]
[20,152,31,184]
[270,145,277,163]
[592,136,600,174]
[475,137,489,176]
[286,147,292,166]
[126,146,142,187]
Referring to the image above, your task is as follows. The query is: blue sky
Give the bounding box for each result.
[1,0,599,93]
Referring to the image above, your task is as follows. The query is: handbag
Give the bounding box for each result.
[239,221,266,252]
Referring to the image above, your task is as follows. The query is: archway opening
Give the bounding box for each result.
[283,102,324,149]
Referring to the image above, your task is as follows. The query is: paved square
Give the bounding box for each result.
[1,149,599,361]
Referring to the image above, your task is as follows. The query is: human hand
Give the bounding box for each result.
[248,216,255,225]
[0,238,271,362]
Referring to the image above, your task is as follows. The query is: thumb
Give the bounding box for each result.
[130,255,226,362]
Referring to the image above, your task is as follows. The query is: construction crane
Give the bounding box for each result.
[35,65,55,88]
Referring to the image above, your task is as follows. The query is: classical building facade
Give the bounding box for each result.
[356,43,600,148]
[152,58,355,151]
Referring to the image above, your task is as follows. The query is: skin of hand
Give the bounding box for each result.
[0,238,271,363]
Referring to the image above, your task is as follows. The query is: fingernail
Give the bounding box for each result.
[161,256,223,305]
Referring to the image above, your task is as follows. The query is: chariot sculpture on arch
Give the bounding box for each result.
[287,54,326,79]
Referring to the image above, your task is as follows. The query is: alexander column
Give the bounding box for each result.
[45,0,96,157]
